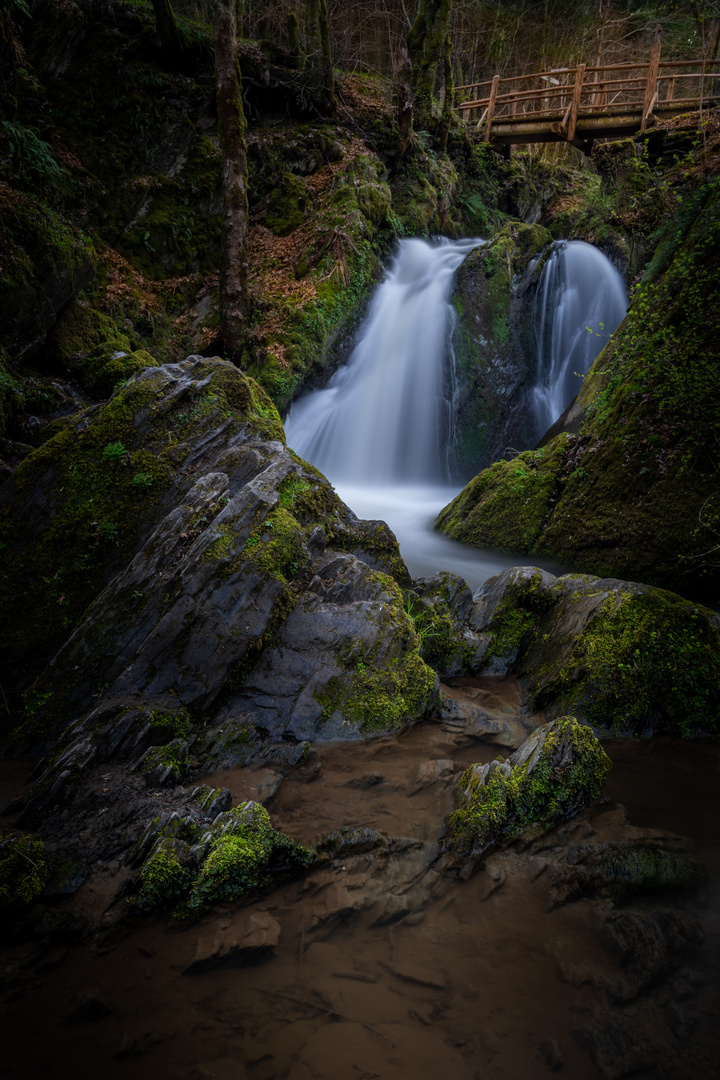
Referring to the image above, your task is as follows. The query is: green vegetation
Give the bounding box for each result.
[447,717,611,860]
[188,803,311,910]
[437,436,570,551]
[132,802,311,914]
[315,571,437,733]
[2,360,285,741]
[555,842,707,903]
[439,176,720,599]
[530,588,720,737]
[0,829,56,939]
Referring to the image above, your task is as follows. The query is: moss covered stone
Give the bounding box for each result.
[187,802,311,910]
[552,842,707,904]
[0,357,285,699]
[447,717,611,863]
[265,172,308,236]
[130,800,311,915]
[469,566,720,737]
[437,435,570,551]
[449,222,553,478]
[439,177,720,600]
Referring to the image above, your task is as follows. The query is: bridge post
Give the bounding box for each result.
[484,74,500,142]
[567,64,585,142]
[642,37,662,129]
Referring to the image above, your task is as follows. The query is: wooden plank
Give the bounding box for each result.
[566,63,585,141]
[641,37,662,129]
[484,74,500,141]
[666,77,675,101]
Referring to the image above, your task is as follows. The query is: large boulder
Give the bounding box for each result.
[449,221,552,479]
[4,358,437,863]
[467,566,720,737]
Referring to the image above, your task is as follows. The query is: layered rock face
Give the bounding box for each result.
[449,221,552,479]
[1,357,437,897]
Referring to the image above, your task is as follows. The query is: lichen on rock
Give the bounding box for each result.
[446,717,611,864]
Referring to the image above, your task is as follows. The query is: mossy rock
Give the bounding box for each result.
[437,435,570,551]
[0,357,285,691]
[469,566,720,737]
[78,345,159,397]
[449,222,552,478]
[446,717,611,864]
[265,172,307,236]
[440,177,720,599]
[132,801,311,914]
[551,841,707,904]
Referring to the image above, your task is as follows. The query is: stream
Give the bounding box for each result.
[1,681,719,1079]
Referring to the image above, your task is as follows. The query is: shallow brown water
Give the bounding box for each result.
[2,699,720,1080]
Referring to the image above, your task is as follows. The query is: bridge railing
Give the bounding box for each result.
[456,47,720,143]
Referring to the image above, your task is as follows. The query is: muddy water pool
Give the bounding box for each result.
[2,687,720,1080]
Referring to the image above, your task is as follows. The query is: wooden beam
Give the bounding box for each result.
[485,74,500,141]
[641,37,662,129]
[566,63,585,141]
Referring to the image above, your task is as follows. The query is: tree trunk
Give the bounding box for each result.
[287,9,301,67]
[393,44,414,171]
[318,0,336,108]
[150,0,187,65]
[214,3,250,366]
[407,0,452,132]
[304,0,320,80]
[436,33,453,151]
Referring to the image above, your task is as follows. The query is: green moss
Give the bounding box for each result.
[0,185,94,295]
[0,355,23,437]
[0,829,56,937]
[482,570,555,668]
[1,360,286,741]
[436,435,570,552]
[532,589,720,736]
[241,506,307,583]
[447,717,611,859]
[133,841,195,912]
[79,346,159,396]
[186,803,311,910]
[315,571,437,733]
[405,592,469,673]
[265,173,307,236]
[557,842,707,901]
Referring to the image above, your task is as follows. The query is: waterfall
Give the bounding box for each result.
[285,236,482,485]
[532,240,627,437]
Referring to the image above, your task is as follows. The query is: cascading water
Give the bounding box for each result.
[532,240,628,437]
[286,237,482,484]
[285,236,563,590]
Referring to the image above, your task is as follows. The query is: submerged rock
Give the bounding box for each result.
[445,716,611,866]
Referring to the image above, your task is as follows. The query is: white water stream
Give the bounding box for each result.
[532,239,628,435]
[285,236,614,591]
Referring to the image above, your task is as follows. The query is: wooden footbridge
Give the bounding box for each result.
[456,42,719,154]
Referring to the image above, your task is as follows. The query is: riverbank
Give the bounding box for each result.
[1,679,718,1080]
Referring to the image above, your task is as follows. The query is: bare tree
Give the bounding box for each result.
[214,0,250,365]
